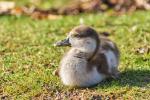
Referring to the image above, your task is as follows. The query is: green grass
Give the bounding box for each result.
[0,11,150,99]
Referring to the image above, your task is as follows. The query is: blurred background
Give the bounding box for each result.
[1,0,150,18]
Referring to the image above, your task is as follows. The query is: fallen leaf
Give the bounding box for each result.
[0,1,15,12]
[48,14,61,20]
[0,1,15,15]
[135,45,150,54]
[31,11,47,19]
[11,7,24,16]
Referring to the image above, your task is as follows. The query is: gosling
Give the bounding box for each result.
[54,25,120,87]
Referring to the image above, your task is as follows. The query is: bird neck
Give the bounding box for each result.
[88,37,100,62]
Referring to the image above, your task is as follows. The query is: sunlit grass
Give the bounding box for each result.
[0,11,150,99]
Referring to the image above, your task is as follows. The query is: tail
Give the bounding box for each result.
[100,32,110,37]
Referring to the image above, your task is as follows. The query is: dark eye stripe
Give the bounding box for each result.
[73,34,89,38]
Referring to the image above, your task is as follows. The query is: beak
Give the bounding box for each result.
[54,38,71,47]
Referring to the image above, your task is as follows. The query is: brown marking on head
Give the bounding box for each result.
[70,25,99,38]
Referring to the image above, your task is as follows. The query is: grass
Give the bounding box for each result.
[0,11,150,99]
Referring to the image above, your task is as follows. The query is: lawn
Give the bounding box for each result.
[0,8,150,99]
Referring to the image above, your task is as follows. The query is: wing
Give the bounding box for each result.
[92,36,120,78]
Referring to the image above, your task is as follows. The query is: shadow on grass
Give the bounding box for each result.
[43,70,150,91]
[39,70,150,99]
[95,69,150,88]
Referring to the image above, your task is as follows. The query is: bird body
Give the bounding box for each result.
[54,25,120,87]
[59,48,106,87]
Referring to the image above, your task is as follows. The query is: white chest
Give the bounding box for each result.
[60,56,106,87]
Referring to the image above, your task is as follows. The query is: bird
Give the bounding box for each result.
[54,25,120,87]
